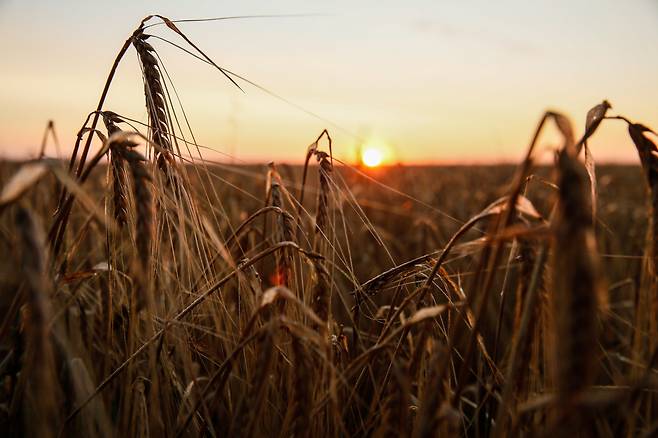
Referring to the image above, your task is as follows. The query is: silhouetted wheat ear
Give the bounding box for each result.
[127,150,153,274]
[627,123,658,361]
[311,258,330,326]
[628,124,658,271]
[103,113,127,227]
[128,151,153,310]
[269,178,293,242]
[110,155,127,227]
[266,164,294,287]
[109,137,154,309]
[552,149,606,418]
[315,151,333,237]
[133,32,173,173]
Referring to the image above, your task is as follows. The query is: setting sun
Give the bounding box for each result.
[362,147,384,167]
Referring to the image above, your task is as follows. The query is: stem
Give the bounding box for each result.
[49,33,135,257]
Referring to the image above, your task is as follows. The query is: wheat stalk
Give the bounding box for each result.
[550,148,606,431]
[133,32,174,174]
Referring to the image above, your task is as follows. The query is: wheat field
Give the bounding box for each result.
[0,15,657,438]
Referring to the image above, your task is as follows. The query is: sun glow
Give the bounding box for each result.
[362,147,384,167]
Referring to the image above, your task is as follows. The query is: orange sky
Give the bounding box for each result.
[1,0,657,164]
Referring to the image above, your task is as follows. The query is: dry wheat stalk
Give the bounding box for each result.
[374,359,410,438]
[266,164,295,288]
[551,148,607,429]
[133,32,173,173]
[413,344,451,438]
[108,136,154,309]
[315,151,333,238]
[627,123,658,385]
[231,330,275,436]
[291,336,312,437]
[13,207,58,438]
[311,258,331,328]
[103,113,128,227]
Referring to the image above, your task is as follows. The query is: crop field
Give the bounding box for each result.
[0,13,657,438]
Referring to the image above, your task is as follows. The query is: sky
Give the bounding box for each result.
[1,0,657,164]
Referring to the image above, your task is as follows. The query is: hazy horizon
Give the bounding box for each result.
[1,0,657,165]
